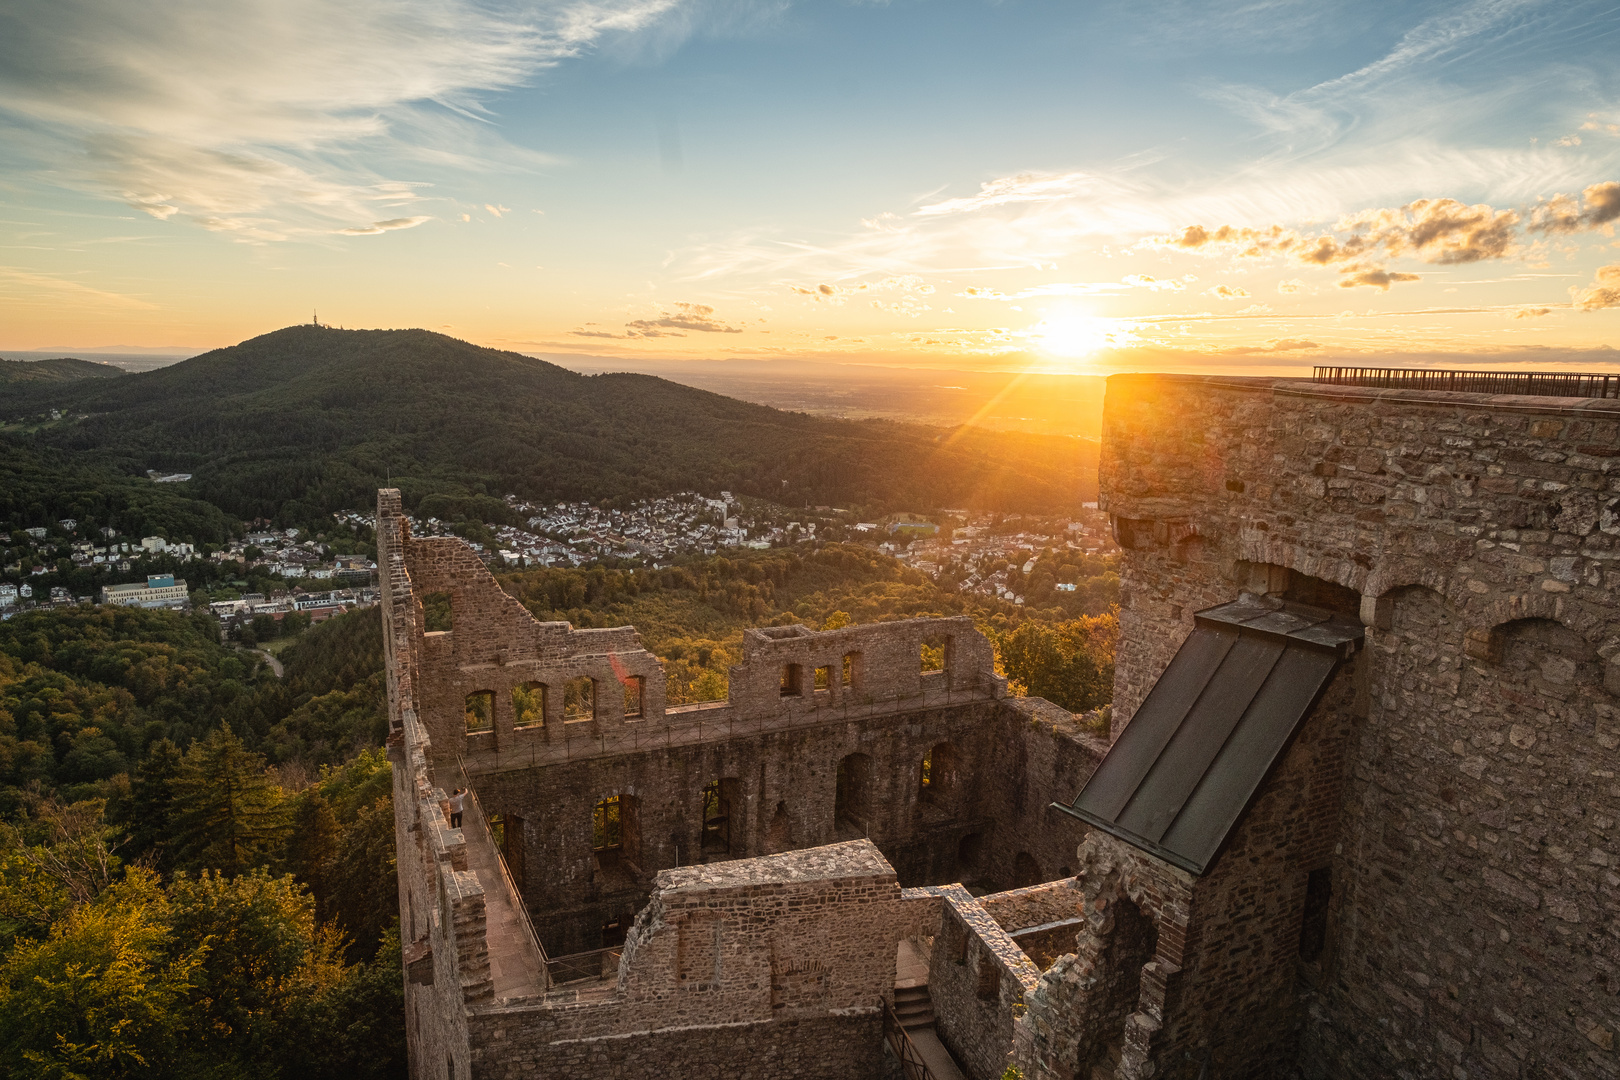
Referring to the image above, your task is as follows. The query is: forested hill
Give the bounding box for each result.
[0,356,124,385]
[5,326,1097,526]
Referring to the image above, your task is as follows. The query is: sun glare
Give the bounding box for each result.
[1035,313,1116,359]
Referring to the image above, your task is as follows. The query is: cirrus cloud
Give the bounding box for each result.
[0,0,685,242]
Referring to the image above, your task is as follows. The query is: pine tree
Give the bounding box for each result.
[167,728,288,876]
[284,789,340,920]
[119,737,183,872]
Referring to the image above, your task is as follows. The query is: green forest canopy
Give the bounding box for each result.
[0,539,1117,1078]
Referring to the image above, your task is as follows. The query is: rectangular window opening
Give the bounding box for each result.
[564,676,595,722]
[780,663,803,697]
[622,675,645,719]
[512,682,546,728]
[421,590,453,633]
[842,652,861,690]
[464,690,494,733]
[593,796,622,851]
[813,665,831,694]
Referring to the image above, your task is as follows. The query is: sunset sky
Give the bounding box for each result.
[2,0,1617,373]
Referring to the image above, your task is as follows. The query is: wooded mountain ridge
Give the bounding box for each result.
[2,326,1097,532]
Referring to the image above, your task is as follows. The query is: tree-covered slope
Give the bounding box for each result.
[0,356,124,385]
[7,326,1097,524]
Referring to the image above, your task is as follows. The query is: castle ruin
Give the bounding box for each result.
[387,369,1620,1080]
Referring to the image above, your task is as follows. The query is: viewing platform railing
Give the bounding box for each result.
[1313,366,1620,399]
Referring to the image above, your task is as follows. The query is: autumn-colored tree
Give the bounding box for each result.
[0,869,200,1080]
[995,613,1118,713]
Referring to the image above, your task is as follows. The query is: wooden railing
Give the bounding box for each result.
[883,997,938,1080]
[1313,366,1620,399]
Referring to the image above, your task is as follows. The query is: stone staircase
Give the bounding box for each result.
[894,984,937,1032]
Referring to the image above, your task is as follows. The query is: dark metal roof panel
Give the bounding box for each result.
[1056,595,1362,875]
[1114,634,1285,844]
[1157,644,1340,866]
[1077,625,1237,822]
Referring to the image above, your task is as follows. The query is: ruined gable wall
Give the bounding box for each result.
[403,534,665,759]
[921,883,1043,1080]
[1098,376,1620,1078]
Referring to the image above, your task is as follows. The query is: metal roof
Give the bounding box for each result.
[1055,595,1363,875]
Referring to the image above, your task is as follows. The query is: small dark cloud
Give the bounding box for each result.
[1338,267,1421,290]
[626,302,744,334]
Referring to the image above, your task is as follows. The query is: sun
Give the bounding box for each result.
[1034,312,1115,359]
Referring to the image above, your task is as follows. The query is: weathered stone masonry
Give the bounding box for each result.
[389,369,1620,1080]
[380,489,1106,1079]
[1017,374,1620,1080]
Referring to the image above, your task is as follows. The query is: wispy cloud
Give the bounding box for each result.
[0,266,156,309]
[337,216,432,236]
[0,0,685,241]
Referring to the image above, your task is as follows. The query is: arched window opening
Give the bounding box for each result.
[464,690,494,734]
[512,682,546,728]
[1013,851,1042,889]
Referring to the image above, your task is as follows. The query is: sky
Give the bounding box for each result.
[1,0,1618,375]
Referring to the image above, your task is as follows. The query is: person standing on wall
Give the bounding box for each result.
[450,788,465,828]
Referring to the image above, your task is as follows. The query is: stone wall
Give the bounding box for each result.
[453,841,912,1080]
[379,491,1098,955]
[1090,376,1620,1078]
[920,884,1043,1080]
[379,489,1108,1078]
